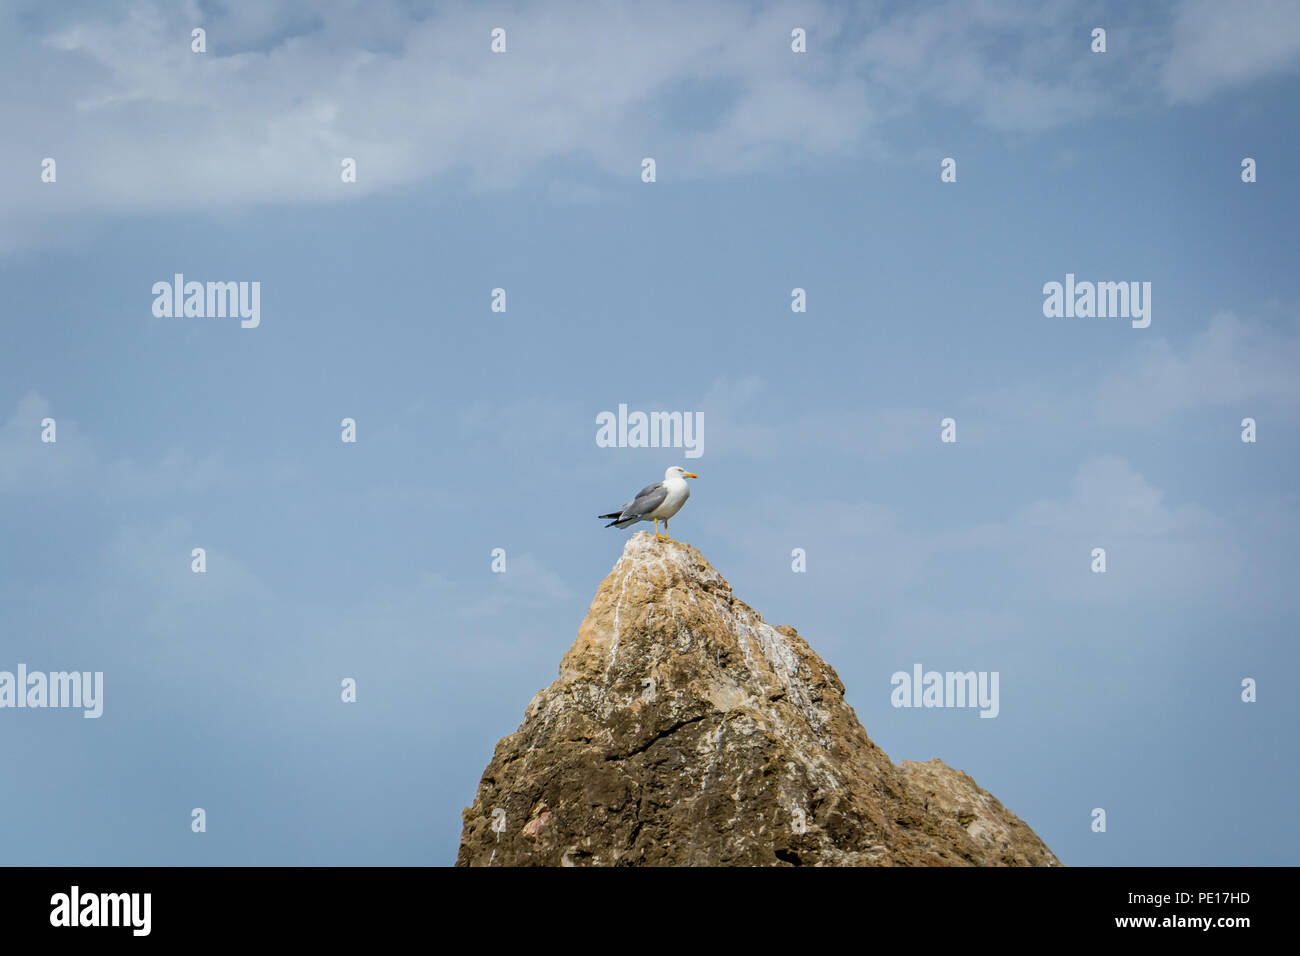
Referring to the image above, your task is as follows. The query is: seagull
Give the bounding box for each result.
[599,466,699,541]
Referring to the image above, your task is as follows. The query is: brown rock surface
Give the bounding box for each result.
[456,532,1060,866]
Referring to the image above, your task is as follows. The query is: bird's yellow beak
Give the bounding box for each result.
[684,472,699,479]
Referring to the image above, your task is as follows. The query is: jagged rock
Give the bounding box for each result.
[457,533,1060,867]
[898,758,1056,866]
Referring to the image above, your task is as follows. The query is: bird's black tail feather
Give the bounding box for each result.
[598,512,622,519]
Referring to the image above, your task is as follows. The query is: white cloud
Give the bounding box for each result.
[1000,455,1242,603]
[1,0,875,240]
[0,391,97,492]
[460,553,576,617]
[694,376,944,459]
[0,390,251,497]
[106,518,274,616]
[8,0,1296,253]
[708,454,1244,613]
[1094,312,1300,427]
[1163,0,1300,103]
[856,0,1107,131]
[457,396,584,450]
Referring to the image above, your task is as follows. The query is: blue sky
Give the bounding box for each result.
[2,0,1298,866]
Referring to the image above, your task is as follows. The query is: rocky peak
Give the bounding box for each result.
[456,532,1060,866]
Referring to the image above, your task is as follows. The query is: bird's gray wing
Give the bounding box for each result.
[621,481,668,518]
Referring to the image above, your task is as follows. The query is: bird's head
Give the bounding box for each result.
[665,466,699,480]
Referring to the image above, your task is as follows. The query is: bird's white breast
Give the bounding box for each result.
[652,477,690,519]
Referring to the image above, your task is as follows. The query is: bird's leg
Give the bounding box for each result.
[654,518,665,540]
